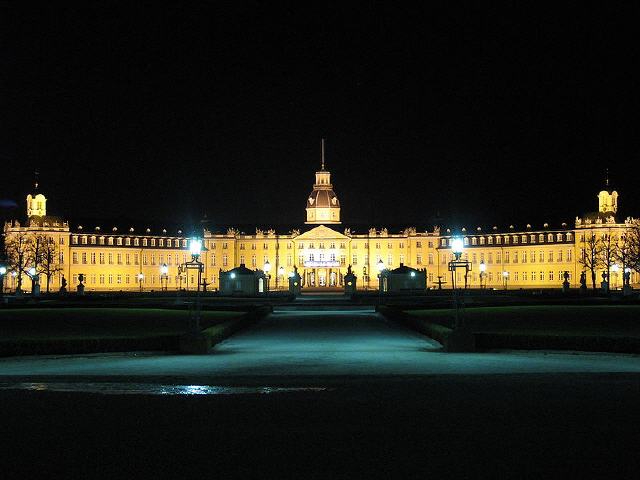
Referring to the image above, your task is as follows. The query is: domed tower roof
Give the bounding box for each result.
[305,139,341,224]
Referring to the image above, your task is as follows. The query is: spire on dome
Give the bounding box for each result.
[321,138,325,171]
[34,169,40,191]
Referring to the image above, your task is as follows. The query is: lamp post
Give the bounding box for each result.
[137,273,144,292]
[185,238,204,332]
[479,261,486,289]
[612,264,619,290]
[28,267,40,296]
[447,238,471,330]
[0,265,6,299]
[160,263,168,291]
[376,259,385,294]
[278,265,284,291]
[263,260,271,296]
[502,270,509,290]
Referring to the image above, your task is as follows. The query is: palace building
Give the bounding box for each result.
[3,160,639,293]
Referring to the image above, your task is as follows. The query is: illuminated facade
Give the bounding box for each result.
[3,166,639,292]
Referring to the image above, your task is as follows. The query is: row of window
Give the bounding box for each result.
[439,250,574,265]
[71,273,216,285]
[72,235,189,248]
[441,233,574,247]
[431,271,574,283]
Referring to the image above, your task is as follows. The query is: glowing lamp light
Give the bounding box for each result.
[189,238,202,256]
[502,271,509,277]
[451,238,464,256]
[376,259,385,273]
[161,263,168,275]
[137,273,144,281]
[263,260,271,274]
[612,264,619,273]
[288,271,295,278]
[278,266,285,276]
[479,261,486,273]
[0,266,6,275]
[230,272,236,279]
[28,267,36,276]
[410,271,416,277]
[625,267,631,273]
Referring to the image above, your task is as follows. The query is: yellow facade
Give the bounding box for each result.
[3,168,639,292]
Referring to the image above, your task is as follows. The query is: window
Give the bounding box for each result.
[126,238,131,246]
[299,255,304,265]
[428,241,433,248]
[287,255,292,266]
[548,234,553,242]
[134,238,139,246]
[504,236,509,244]
[513,252,518,263]
[521,235,527,244]
[548,252,554,262]
[117,237,122,246]
[240,255,245,264]
[399,254,404,264]
[81,252,87,264]
[480,237,485,245]
[223,242,228,249]
[263,243,268,250]
[240,244,245,250]
[223,254,228,266]
[90,236,96,245]
[142,239,147,247]
[538,251,544,263]
[416,241,422,248]
[488,237,493,245]
[91,252,96,264]
[340,255,346,266]
[211,255,216,266]
[60,237,65,245]
[353,255,358,265]
[539,234,544,243]
[72,252,78,264]
[108,274,113,284]
[159,239,164,247]
[416,254,422,265]
[108,253,113,264]
[464,237,469,245]
[428,253,434,265]
[567,250,572,262]
[251,255,256,267]
[496,236,501,245]
[472,238,477,245]
[117,253,122,265]
[488,253,493,264]
[567,233,573,241]
[558,251,563,262]
[387,254,393,266]
[150,239,156,247]
[126,254,130,265]
[108,237,114,245]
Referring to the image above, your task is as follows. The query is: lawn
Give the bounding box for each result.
[405,305,640,337]
[0,308,244,341]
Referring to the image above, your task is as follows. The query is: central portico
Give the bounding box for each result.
[295,225,350,287]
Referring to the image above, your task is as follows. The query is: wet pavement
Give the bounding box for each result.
[1,309,640,380]
[3,307,640,478]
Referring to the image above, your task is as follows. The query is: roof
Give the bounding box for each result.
[307,189,340,208]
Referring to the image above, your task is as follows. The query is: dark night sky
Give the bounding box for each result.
[1,3,638,232]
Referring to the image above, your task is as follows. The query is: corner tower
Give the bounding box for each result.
[305,139,341,224]
[26,173,47,217]
[598,172,618,214]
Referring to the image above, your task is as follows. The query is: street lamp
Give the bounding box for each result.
[376,259,386,293]
[479,261,486,289]
[502,270,509,290]
[0,265,6,298]
[263,260,271,295]
[612,264,619,289]
[160,263,168,291]
[447,237,471,330]
[138,273,144,292]
[278,265,284,290]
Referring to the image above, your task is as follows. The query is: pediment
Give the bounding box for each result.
[295,225,348,240]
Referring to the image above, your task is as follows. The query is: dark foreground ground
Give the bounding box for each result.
[3,373,640,479]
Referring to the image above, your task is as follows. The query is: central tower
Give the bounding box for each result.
[305,139,341,224]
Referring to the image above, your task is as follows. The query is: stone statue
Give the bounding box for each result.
[623,269,631,287]
[77,273,85,296]
[562,271,570,294]
[579,271,587,294]
[59,276,67,293]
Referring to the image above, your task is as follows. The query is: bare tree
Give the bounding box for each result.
[4,231,31,293]
[599,231,616,293]
[578,230,602,291]
[34,234,63,293]
[625,219,640,273]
